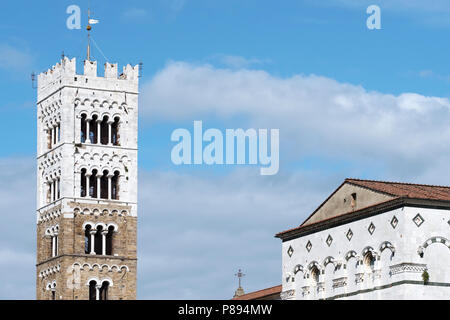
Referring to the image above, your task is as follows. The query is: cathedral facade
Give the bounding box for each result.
[276,179,450,300]
[35,57,139,300]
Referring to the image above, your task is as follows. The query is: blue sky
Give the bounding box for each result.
[2,0,450,299]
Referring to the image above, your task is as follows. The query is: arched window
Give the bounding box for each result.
[51,282,56,300]
[106,225,115,255]
[100,116,109,145]
[92,169,99,199]
[100,281,109,300]
[310,266,320,286]
[89,280,97,300]
[88,279,111,300]
[92,115,99,144]
[101,170,109,199]
[94,225,104,255]
[81,169,87,197]
[111,117,120,146]
[81,114,87,143]
[363,251,375,273]
[112,171,120,200]
[84,225,92,254]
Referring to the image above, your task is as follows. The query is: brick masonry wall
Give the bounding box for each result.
[37,204,137,300]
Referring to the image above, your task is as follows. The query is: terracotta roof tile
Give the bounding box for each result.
[232,285,282,300]
[276,178,450,238]
[345,178,450,201]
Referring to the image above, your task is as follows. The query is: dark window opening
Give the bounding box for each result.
[106,226,114,255]
[81,114,87,143]
[89,280,97,300]
[100,171,109,199]
[99,282,109,300]
[94,226,103,255]
[84,225,91,254]
[101,116,109,145]
[112,117,120,146]
[81,169,87,197]
[111,171,120,200]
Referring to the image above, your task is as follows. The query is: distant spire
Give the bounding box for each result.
[233,269,245,298]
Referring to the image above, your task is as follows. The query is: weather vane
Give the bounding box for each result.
[86,7,99,61]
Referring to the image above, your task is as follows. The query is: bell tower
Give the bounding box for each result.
[35,55,139,300]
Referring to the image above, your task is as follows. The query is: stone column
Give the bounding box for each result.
[107,174,113,200]
[96,175,101,199]
[101,230,108,255]
[86,118,91,144]
[50,179,55,202]
[96,120,101,144]
[96,285,101,300]
[90,230,96,255]
[107,121,113,146]
[86,173,92,198]
[52,236,56,257]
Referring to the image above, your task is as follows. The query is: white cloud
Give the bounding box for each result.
[138,168,330,299]
[141,61,450,181]
[0,157,36,299]
[210,54,270,69]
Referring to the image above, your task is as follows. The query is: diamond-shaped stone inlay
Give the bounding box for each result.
[368,222,376,235]
[287,246,294,257]
[390,216,398,229]
[413,213,425,227]
[326,234,333,247]
[346,229,353,241]
[306,240,312,252]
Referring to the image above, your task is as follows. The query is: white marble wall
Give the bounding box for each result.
[281,206,450,299]
[36,57,139,218]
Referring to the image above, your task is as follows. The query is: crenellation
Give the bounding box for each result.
[38,57,139,102]
[84,60,97,77]
[105,63,118,78]
[122,64,139,81]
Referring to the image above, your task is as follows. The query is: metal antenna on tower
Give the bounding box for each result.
[87,8,91,60]
[138,62,143,78]
[31,72,36,89]
[86,7,100,61]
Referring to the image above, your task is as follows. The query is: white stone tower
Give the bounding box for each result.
[36,56,139,300]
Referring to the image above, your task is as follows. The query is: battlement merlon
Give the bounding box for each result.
[37,57,139,102]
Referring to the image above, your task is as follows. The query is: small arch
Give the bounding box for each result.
[293,264,303,275]
[82,221,95,230]
[345,250,357,261]
[362,246,379,260]
[419,236,450,257]
[323,256,336,267]
[379,241,395,254]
